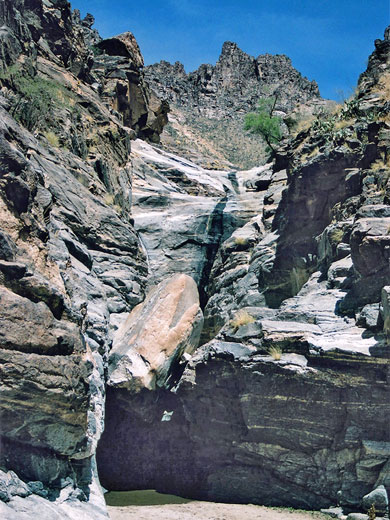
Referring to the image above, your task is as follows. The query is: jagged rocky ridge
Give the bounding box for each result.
[0,1,389,519]
[145,42,324,168]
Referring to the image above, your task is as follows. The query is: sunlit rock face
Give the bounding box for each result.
[108,273,204,392]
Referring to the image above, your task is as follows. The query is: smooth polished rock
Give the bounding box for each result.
[108,273,204,391]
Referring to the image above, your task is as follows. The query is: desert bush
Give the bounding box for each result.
[371,157,390,172]
[244,97,283,157]
[43,131,59,148]
[104,193,115,206]
[0,63,75,131]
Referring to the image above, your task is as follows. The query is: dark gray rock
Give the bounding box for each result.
[356,303,380,330]
[97,343,390,511]
[362,485,389,516]
[0,231,16,261]
[0,260,27,279]
[92,32,169,143]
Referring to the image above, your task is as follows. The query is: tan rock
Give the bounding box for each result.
[99,32,144,68]
[108,273,203,392]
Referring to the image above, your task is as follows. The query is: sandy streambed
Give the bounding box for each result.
[106,490,329,520]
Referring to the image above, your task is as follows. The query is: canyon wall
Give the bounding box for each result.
[0,1,389,518]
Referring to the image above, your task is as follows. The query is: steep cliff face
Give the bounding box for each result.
[145,42,322,168]
[1,0,390,518]
[0,1,164,518]
[0,0,92,79]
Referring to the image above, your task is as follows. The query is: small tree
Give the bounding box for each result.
[244,97,283,157]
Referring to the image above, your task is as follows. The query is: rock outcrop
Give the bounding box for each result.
[98,24,390,517]
[145,42,323,168]
[0,1,164,518]
[92,32,169,142]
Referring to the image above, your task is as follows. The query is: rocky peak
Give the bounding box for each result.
[144,41,321,167]
[146,41,320,117]
[358,24,390,95]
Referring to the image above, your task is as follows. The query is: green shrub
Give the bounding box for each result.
[0,63,75,131]
[244,97,283,157]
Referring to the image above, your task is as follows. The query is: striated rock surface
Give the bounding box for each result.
[130,138,264,305]
[1,0,390,517]
[108,273,203,392]
[0,0,93,79]
[98,333,390,510]
[0,0,164,518]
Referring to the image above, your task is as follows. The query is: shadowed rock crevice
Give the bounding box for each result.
[198,197,228,309]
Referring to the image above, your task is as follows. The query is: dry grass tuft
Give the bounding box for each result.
[371,158,390,172]
[104,193,115,206]
[372,71,390,100]
[234,236,248,246]
[330,228,344,244]
[292,115,315,136]
[334,118,355,130]
[268,346,283,360]
[230,309,255,331]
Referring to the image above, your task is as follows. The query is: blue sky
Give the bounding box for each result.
[72,0,390,100]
